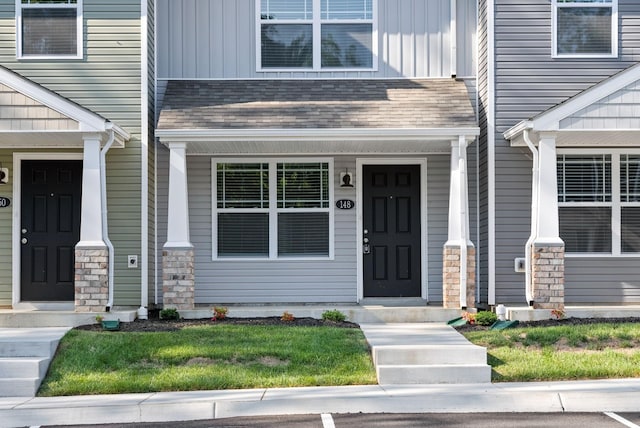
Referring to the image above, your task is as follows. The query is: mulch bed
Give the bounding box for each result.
[77,316,360,332]
[454,317,640,332]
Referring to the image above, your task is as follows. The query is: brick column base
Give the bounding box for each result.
[443,245,476,309]
[531,243,564,310]
[162,247,195,310]
[75,246,109,312]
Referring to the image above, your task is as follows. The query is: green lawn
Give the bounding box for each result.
[462,322,640,382]
[39,324,377,396]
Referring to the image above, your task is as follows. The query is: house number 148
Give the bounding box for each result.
[335,199,354,210]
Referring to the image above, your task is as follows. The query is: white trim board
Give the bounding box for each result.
[355,158,429,303]
[12,152,83,307]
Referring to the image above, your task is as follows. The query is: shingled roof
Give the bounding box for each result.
[157,79,476,131]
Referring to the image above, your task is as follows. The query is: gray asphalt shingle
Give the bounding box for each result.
[157,79,476,130]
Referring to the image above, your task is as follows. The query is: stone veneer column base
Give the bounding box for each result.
[531,243,565,310]
[75,246,109,312]
[163,247,195,310]
[443,245,476,309]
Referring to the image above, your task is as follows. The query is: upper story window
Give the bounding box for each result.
[17,0,83,59]
[553,0,617,58]
[258,0,376,71]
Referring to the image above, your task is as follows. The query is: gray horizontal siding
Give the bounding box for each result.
[0,0,144,306]
[156,0,476,79]
[491,0,640,304]
[156,151,453,305]
[565,259,640,304]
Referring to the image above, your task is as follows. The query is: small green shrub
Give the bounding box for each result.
[475,311,498,326]
[212,306,228,320]
[322,309,346,323]
[159,308,180,320]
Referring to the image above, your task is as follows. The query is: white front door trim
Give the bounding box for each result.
[12,152,83,308]
[355,158,429,302]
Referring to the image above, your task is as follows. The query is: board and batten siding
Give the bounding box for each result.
[492,0,640,304]
[156,148,452,304]
[0,0,145,306]
[156,0,476,81]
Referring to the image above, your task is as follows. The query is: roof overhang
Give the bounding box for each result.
[504,63,640,147]
[0,66,129,148]
[156,127,480,154]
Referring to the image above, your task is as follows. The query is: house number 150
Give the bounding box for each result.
[336,199,355,210]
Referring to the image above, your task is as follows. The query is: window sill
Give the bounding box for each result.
[213,256,334,262]
[552,53,618,60]
[18,54,83,61]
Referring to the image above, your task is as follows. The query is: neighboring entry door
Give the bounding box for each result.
[363,165,421,297]
[21,160,82,301]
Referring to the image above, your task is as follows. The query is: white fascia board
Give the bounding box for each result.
[503,120,533,142]
[0,66,107,132]
[531,63,640,132]
[156,127,481,143]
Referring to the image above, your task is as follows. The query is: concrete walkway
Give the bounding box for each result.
[2,379,640,427]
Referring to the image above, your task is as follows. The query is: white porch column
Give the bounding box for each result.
[165,142,192,247]
[443,136,475,309]
[75,134,108,312]
[163,142,194,310]
[535,133,563,245]
[531,132,564,310]
[77,135,104,247]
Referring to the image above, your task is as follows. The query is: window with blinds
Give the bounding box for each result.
[553,0,617,57]
[214,160,332,259]
[259,0,374,69]
[18,0,82,58]
[557,153,640,255]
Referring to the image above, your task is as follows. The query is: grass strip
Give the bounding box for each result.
[39,324,376,396]
[462,322,640,382]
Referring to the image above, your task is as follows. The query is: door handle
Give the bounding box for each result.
[363,237,370,255]
[21,238,27,244]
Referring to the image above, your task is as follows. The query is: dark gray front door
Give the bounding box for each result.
[362,165,421,297]
[21,160,82,301]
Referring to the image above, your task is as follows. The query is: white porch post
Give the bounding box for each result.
[75,134,108,312]
[443,136,475,309]
[165,142,192,247]
[531,132,564,310]
[78,135,104,247]
[163,142,195,310]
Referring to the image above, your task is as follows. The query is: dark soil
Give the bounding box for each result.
[77,316,360,332]
[454,317,640,332]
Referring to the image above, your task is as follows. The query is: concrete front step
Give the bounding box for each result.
[376,364,492,384]
[372,344,487,366]
[0,357,49,378]
[0,328,69,397]
[0,377,41,397]
[0,310,137,328]
[360,323,492,385]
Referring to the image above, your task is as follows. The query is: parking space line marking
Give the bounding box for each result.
[605,412,640,428]
[321,413,336,428]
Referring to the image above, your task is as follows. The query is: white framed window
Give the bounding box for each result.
[212,158,334,260]
[552,0,617,58]
[257,0,377,71]
[16,0,83,59]
[557,151,640,256]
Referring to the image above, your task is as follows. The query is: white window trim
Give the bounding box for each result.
[551,0,618,59]
[16,0,83,60]
[255,0,378,72]
[211,157,335,261]
[558,149,640,258]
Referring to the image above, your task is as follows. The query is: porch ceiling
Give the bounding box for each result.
[156,79,479,153]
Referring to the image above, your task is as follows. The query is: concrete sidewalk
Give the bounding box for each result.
[1,379,640,427]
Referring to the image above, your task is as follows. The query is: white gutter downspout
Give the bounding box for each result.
[100,130,116,310]
[523,129,537,306]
